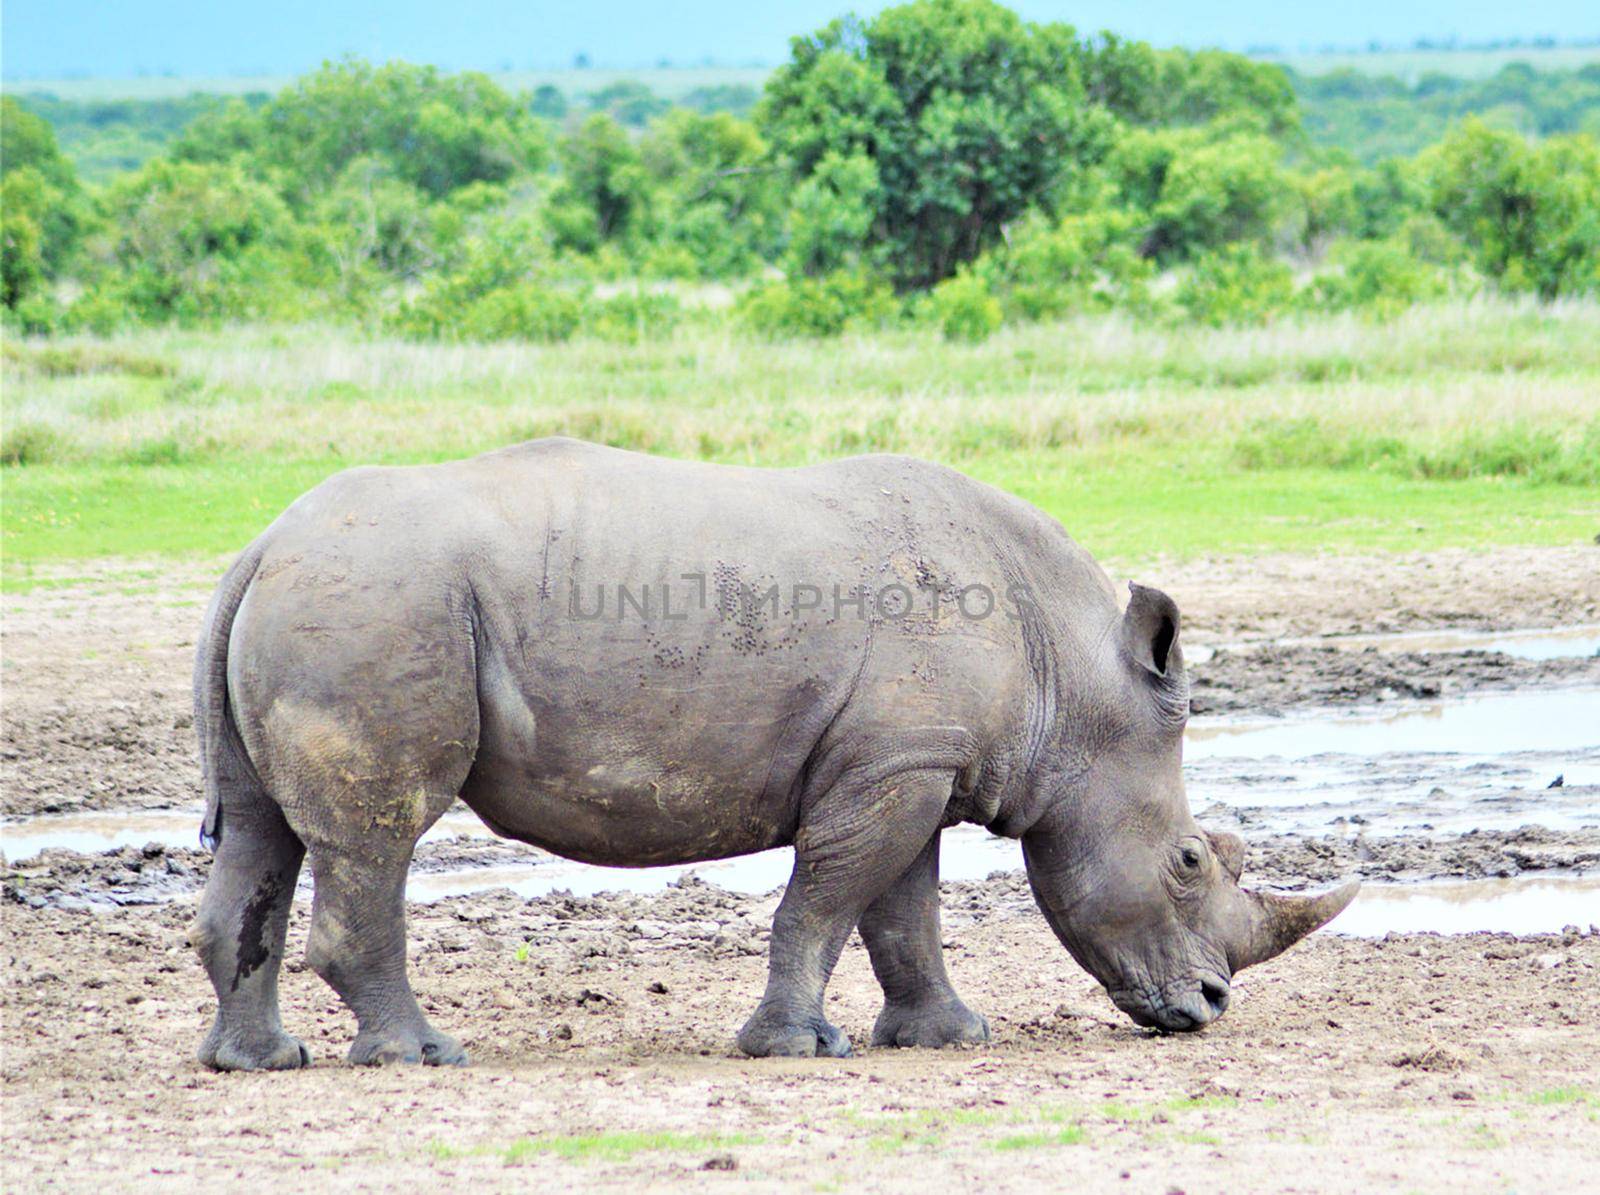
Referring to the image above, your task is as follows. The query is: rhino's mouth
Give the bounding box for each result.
[1108,972,1231,1032]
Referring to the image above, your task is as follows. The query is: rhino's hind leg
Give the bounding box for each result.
[737,767,953,1059]
[254,691,478,1068]
[193,799,309,1071]
[860,831,990,1049]
[303,838,467,1067]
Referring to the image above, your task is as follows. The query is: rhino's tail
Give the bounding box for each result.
[194,542,267,850]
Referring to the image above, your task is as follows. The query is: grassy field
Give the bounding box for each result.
[4,298,1598,584]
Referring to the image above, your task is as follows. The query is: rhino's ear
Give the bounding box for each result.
[1120,582,1181,677]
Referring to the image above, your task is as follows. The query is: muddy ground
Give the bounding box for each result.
[4,546,1600,1193]
[2,880,1597,1193]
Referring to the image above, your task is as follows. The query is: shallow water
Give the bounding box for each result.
[7,687,1599,933]
[1328,874,1600,936]
[1183,688,1600,838]
[1186,624,1600,665]
[0,806,489,863]
[404,824,1022,904]
[1185,688,1600,759]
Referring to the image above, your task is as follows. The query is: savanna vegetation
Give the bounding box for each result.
[3,0,1597,577]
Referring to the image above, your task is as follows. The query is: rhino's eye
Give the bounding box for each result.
[1179,846,1203,871]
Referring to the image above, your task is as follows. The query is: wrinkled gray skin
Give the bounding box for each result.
[191,438,1357,1070]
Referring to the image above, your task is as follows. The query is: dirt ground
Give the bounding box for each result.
[4,546,1600,1193]
[2,881,1597,1193]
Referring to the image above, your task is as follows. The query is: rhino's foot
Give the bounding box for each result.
[871,995,991,1050]
[348,1023,468,1068]
[198,1022,311,1072]
[737,1005,853,1059]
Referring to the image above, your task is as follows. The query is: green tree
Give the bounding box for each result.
[1423,120,1600,298]
[229,59,549,204]
[1108,126,1293,261]
[1,98,87,307]
[585,81,670,128]
[760,0,1108,289]
[91,159,301,323]
[529,85,569,121]
[783,151,882,277]
[638,110,782,277]
[544,114,654,254]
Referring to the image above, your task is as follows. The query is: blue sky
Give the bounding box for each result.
[3,1,1595,79]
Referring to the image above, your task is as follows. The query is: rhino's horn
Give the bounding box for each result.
[1229,881,1360,971]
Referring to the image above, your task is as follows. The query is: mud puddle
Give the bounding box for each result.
[1187,622,1600,664]
[1330,874,1600,936]
[405,825,1022,903]
[1184,688,1600,839]
[0,805,490,862]
[1186,687,1600,759]
[7,689,1598,935]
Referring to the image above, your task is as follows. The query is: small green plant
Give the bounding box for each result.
[928,270,1003,343]
[583,291,683,343]
[1529,1087,1596,1106]
[1,421,71,466]
[991,1126,1087,1151]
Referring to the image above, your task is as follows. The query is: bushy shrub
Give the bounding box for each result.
[1174,243,1294,326]
[545,115,652,255]
[638,111,782,279]
[979,211,1153,320]
[2,99,90,308]
[389,213,588,342]
[926,270,1002,341]
[89,159,305,324]
[782,152,882,278]
[457,285,585,342]
[1304,239,1454,316]
[1143,129,1295,261]
[0,420,71,467]
[582,291,684,343]
[737,271,898,338]
[1422,120,1600,298]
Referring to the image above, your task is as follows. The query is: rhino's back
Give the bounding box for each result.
[231,439,1085,866]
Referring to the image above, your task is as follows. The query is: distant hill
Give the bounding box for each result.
[5,66,773,103]
[11,43,1600,102]
[1262,43,1600,83]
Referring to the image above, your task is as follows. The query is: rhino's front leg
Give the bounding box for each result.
[737,767,952,1059]
[859,830,990,1048]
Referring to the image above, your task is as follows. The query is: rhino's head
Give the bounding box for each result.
[1019,582,1358,1032]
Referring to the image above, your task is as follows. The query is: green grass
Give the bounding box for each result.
[4,301,1597,581]
[6,454,1591,581]
[1528,1087,1597,1107]
[835,1092,1261,1156]
[991,1127,1088,1151]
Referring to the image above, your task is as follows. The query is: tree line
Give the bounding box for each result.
[4,0,1598,343]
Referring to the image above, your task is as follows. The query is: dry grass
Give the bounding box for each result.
[4,298,1597,471]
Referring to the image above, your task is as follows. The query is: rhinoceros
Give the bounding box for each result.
[190,438,1356,1070]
